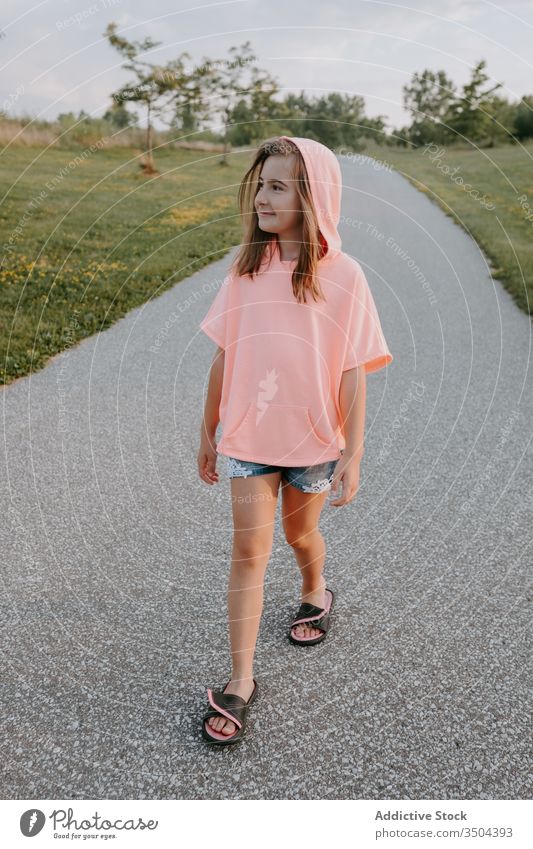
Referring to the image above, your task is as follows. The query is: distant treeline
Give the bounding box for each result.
[1,23,531,158]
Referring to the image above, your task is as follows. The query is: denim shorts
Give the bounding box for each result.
[225,453,342,494]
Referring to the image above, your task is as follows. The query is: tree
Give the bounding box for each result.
[446,59,502,145]
[102,101,137,129]
[484,95,520,146]
[204,41,279,163]
[167,54,213,135]
[226,88,386,151]
[402,69,457,146]
[104,22,181,173]
[312,92,386,148]
[514,95,533,141]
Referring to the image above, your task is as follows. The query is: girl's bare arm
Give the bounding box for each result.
[198,347,225,484]
[200,347,225,445]
[338,365,366,461]
[329,365,366,506]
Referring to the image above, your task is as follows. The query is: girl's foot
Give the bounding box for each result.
[292,577,327,640]
[206,677,255,737]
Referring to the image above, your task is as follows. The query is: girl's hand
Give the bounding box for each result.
[329,455,361,507]
[198,439,219,485]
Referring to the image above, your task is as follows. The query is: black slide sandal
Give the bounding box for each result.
[288,588,334,646]
[201,679,259,745]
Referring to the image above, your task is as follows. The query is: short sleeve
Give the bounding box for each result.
[342,265,393,374]
[199,274,232,349]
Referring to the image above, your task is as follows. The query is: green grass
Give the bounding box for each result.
[363,140,533,316]
[0,146,245,384]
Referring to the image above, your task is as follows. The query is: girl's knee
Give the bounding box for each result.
[233,531,273,562]
[283,523,321,549]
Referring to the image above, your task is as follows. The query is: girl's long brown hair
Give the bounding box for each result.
[230,136,328,304]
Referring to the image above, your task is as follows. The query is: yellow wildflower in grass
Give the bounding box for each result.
[166,195,233,230]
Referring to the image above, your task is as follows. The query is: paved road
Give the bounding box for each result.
[1,154,531,799]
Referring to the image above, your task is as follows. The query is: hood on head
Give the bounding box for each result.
[278,135,343,260]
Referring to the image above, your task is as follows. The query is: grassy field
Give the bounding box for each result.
[0,146,245,384]
[1,140,532,385]
[364,140,533,316]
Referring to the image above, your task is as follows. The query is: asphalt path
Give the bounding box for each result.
[1,153,532,799]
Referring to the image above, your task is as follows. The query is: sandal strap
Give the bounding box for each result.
[292,612,329,633]
[291,601,327,627]
[205,689,247,729]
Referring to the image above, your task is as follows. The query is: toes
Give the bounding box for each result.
[292,622,324,639]
[303,625,322,638]
[207,716,236,736]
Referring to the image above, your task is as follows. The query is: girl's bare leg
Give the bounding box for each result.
[207,471,281,737]
[281,482,330,639]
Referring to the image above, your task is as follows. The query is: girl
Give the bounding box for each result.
[197,136,392,745]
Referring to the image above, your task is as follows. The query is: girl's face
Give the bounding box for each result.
[254,154,303,237]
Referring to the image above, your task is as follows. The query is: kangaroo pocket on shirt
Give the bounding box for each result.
[221,401,337,463]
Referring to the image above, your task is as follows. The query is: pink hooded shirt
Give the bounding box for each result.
[200,136,393,466]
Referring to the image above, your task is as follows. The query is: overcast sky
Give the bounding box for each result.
[1,0,532,131]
